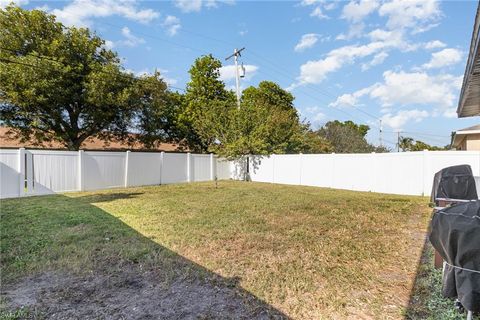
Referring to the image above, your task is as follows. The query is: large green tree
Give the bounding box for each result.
[317,120,386,153]
[0,6,172,150]
[179,54,235,152]
[210,81,331,158]
[133,72,182,149]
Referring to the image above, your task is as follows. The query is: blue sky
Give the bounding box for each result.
[6,0,480,148]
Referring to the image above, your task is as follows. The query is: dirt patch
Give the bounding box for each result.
[2,265,288,319]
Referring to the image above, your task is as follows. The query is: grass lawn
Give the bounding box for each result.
[0,180,465,319]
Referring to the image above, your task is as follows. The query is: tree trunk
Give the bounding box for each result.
[66,138,83,151]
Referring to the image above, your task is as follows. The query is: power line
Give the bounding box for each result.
[0,47,184,91]
[96,21,213,57]
[91,23,380,127]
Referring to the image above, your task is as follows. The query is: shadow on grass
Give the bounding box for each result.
[1,193,289,319]
[404,226,469,320]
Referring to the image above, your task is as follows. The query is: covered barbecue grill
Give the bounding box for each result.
[431,165,478,206]
[429,164,480,317]
[429,200,480,313]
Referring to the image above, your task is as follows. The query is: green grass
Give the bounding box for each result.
[0,180,464,318]
[406,243,478,320]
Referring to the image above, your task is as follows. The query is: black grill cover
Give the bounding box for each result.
[429,200,480,312]
[430,165,478,203]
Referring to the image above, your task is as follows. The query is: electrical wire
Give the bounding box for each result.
[0,47,185,91]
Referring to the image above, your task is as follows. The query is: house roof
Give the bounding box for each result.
[457,2,480,118]
[451,124,480,147]
[0,127,183,151]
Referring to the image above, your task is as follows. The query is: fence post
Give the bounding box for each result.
[331,152,335,189]
[18,148,25,197]
[160,151,164,185]
[210,153,215,180]
[422,149,429,197]
[272,154,275,183]
[187,152,192,182]
[371,152,376,193]
[124,150,131,188]
[78,150,84,191]
[299,153,303,186]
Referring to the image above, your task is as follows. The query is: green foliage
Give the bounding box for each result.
[317,120,382,153]
[133,72,181,149]
[178,56,329,158]
[179,54,235,152]
[399,136,447,151]
[328,120,370,137]
[209,81,332,159]
[0,6,174,150]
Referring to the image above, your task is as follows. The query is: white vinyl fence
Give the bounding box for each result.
[2,149,480,199]
[0,148,231,199]
[232,151,480,196]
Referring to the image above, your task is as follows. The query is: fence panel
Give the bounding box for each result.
[29,150,78,195]
[162,153,188,184]
[273,155,301,185]
[375,152,424,195]
[127,152,162,187]
[216,158,231,180]
[84,151,126,191]
[245,151,480,196]
[330,154,373,192]
[249,156,274,182]
[192,154,211,182]
[300,154,334,188]
[0,149,20,199]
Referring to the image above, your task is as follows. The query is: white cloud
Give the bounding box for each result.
[310,6,329,19]
[293,21,426,87]
[329,70,462,125]
[0,0,28,8]
[162,15,181,36]
[381,109,429,129]
[119,27,145,47]
[424,40,446,49]
[174,0,202,12]
[422,48,463,69]
[219,64,259,82]
[300,0,331,19]
[51,0,159,27]
[341,0,379,23]
[104,40,115,49]
[294,34,319,52]
[378,0,441,33]
[130,68,178,86]
[329,86,374,108]
[300,0,320,5]
[370,71,462,109]
[174,0,233,13]
[295,41,389,85]
[336,22,365,40]
[361,51,388,71]
[301,105,328,128]
[34,4,49,11]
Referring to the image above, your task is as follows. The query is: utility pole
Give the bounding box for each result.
[397,131,401,152]
[379,119,383,147]
[225,47,245,108]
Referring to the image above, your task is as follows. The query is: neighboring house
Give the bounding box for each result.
[0,127,183,152]
[457,2,480,118]
[451,124,480,150]
[452,3,479,151]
